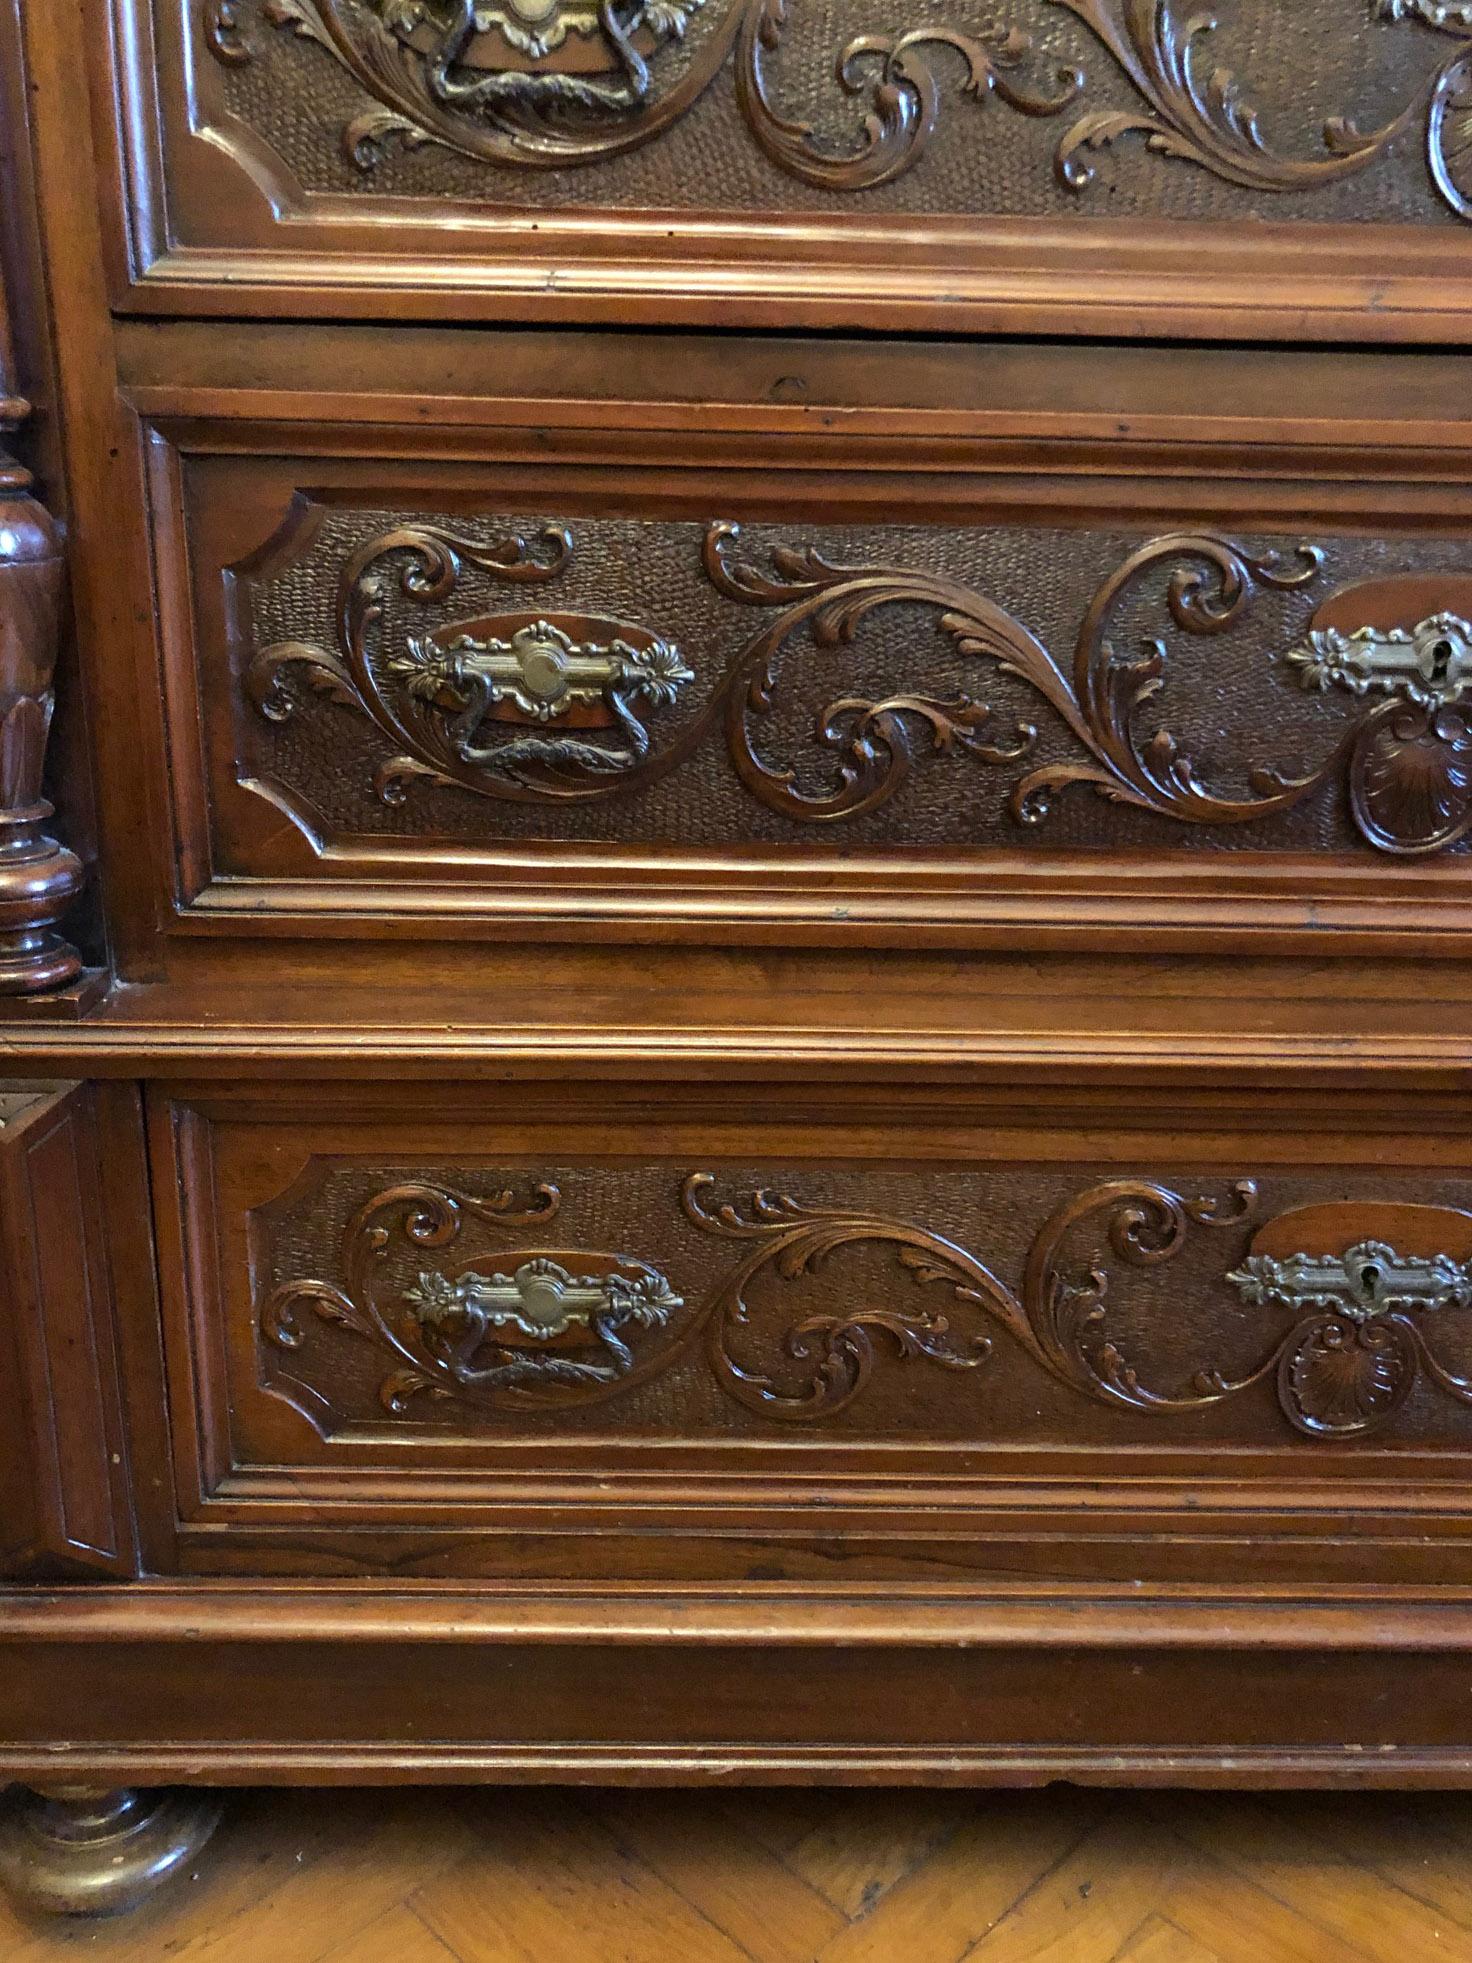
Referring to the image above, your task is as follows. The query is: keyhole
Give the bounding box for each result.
[1431,639,1456,685]
[1360,1261,1382,1294]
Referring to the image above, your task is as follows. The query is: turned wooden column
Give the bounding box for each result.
[0,396,80,992]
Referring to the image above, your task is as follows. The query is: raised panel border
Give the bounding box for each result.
[126,333,1472,956]
[147,1074,1472,1587]
[82,0,1472,343]
[0,1082,158,1579]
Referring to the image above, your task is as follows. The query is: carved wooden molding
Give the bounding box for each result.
[247,517,1472,857]
[207,0,1472,223]
[0,397,82,993]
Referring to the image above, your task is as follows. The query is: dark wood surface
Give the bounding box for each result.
[5,0,1472,1916]
[0,1082,142,1580]
[123,330,1472,953]
[136,1078,1472,1585]
[102,0,1472,340]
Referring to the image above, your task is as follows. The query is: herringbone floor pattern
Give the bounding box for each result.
[3,1786,1472,1960]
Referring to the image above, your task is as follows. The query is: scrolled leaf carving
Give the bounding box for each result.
[244,520,711,807]
[1021,1175,1266,1411]
[205,0,253,63]
[1047,0,1423,196]
[262,1177,586,1414]
[733,0,1082,192]
[247,0,747,169]
[259,1169,1009,1423]
[702,521,1045,824]
[245,510,1472,854]
[704,521,1367,843]
[209,0,1472,226]
[258,1169,1472,1440]
[679,1172,1003,1416]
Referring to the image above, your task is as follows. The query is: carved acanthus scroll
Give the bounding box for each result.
[259,1175,1472,1442]
[248,511,1472,856]
[210,1,1472,225]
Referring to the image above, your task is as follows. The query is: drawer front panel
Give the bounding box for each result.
[109,1,1472,336]
[152,1079,1472,1582]
[145,385,1472,949]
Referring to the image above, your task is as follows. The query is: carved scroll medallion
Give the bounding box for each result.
[209,0,1472,224]
[1226,1201,1472,1437]
[1279,574,1472,855]
[246,522,705,802]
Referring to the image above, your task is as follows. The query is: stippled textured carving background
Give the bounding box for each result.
[250,1151,1472,1447]
[207,0,1454,225]
[222,501,1472,858]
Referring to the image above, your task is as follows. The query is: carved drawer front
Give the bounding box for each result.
[151,1079,1472,1585]
[108,1,1472,338]
[148,394,1472,950]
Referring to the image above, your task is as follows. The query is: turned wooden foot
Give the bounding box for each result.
[0,1785,223,1917]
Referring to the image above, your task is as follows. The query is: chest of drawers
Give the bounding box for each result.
[3,0,1472,1915]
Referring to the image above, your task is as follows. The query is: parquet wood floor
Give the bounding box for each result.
[3,1787,1471,1961]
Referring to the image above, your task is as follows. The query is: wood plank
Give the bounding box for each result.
[315,1904,462,1963]
[814,1795,1092,1963]
[963,1820,1189,1961]
[1257,1794,1472,1938]
[414,1794,751,1963]
[786,1791,976,1920]
[5,1788,1472,1960]
[1113,1918,1226,1963]
[597,1792,848,1963]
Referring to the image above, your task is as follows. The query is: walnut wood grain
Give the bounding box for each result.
[98,330,1472,960]
[11,1581,1472,1789]
[16,0,1472,1892]
[95,0,1472,340]
[0,1082,142,1579]
[123,1076,1472,1591]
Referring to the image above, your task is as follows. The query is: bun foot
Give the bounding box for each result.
[0,1785,223,1917]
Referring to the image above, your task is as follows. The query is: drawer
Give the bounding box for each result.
[129,332,1472,954]
[150,1075,1472,1584]
[95,0,1472,339]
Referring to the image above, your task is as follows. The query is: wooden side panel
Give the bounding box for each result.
[0,1082,140,1577]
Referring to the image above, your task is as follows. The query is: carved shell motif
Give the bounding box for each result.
[1280,578,1472,854]
[1226,1205,1472,1437]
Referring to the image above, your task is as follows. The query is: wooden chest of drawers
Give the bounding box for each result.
[3,0,1472,1916]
